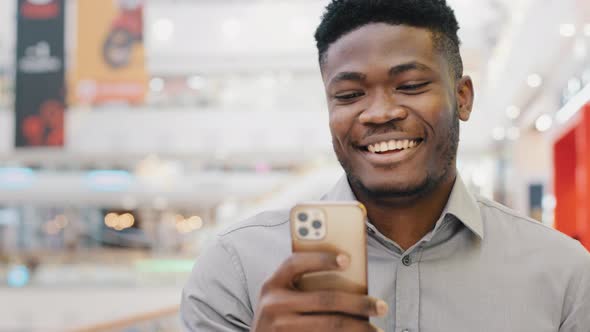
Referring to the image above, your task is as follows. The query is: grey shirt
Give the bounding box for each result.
[181,175,590,332]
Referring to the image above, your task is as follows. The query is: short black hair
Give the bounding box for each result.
[314,0,463,78]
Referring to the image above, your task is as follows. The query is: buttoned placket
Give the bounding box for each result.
[366,215,455,332]
[367,224,422,332]
[394,246,422,332]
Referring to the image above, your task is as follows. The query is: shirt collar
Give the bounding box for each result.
[443,174,484,239]
[321,173,484,239]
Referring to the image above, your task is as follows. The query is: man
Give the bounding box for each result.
[181,0,590,331]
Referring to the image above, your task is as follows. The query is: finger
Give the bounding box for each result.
[266,290,388,318]
[272,314,383,332]
[265,252,349,288]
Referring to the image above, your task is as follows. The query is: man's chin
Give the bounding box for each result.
[349,175,434,201]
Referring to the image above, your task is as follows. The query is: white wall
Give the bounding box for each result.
[0,111,13,154]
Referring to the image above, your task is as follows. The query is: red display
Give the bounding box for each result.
[553,103,590,250]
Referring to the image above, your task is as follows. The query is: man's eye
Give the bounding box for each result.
[335,92,365,101]
[397,82,430,91]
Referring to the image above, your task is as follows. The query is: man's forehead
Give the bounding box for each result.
[321,23,439,77]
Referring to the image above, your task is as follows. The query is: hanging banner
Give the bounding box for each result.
[15,0,66,147]
[70,0,147,105]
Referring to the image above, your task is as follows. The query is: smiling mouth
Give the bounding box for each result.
[365,139,423,154]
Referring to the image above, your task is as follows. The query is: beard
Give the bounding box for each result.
[335,107,460,202]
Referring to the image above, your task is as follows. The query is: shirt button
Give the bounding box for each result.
[402,255,411,266]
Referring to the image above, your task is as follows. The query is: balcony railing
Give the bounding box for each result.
[69,305,181,332]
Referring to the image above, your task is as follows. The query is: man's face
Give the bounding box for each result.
[321,23,473,201]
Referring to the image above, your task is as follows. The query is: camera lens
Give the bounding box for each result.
[297,213,308,222]
[312,220,322,229]
[298,227,309,237]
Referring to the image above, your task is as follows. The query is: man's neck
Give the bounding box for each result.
[354,173,457,251]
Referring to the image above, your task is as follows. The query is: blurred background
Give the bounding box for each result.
[0,0,589,331]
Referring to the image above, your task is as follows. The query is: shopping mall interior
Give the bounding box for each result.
[1,0,589,331]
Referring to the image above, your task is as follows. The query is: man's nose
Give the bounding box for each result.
[358,89,408,125]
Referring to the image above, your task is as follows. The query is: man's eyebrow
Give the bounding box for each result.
[389,62,431,77]
[328,72,367,86]
[328,62,432,86]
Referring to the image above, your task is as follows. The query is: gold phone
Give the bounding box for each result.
[290,201,368,295]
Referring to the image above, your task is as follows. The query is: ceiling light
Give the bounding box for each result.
[119,213,135,229]
[506,106,521,119]
[492,127,505,141]
[187,216,203,230]
[153,18,174,42]
[560,24,576,37]
[527,74,543,88]
[584,24,590,37]
[507,127,520,140]
[535,115,553,132]
[105,213,119,228]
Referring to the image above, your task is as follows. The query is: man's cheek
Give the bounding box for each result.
[329,118,350,141]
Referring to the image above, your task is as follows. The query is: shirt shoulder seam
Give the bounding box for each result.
[475,197,555,231]
[218,235,254,315]
[219,218,290,237]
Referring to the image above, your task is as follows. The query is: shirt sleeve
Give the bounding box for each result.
[559,242,590,332]
[180,236,253,331]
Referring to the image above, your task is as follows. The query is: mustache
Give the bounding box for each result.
[360,123,416,140]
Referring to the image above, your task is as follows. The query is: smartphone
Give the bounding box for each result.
[290,201,368,295]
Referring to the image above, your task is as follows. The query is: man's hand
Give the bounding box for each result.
[251,252,387,331]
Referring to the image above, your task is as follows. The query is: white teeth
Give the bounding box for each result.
[367,139,421,153]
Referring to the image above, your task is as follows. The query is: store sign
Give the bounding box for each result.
[70,0,147,105]
[14,0,66,147]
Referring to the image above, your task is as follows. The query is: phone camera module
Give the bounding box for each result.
[298,227,309,237]
[312,220,322,229]
[297,213,308,222]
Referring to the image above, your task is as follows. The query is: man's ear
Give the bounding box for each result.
[456,76,474,122]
